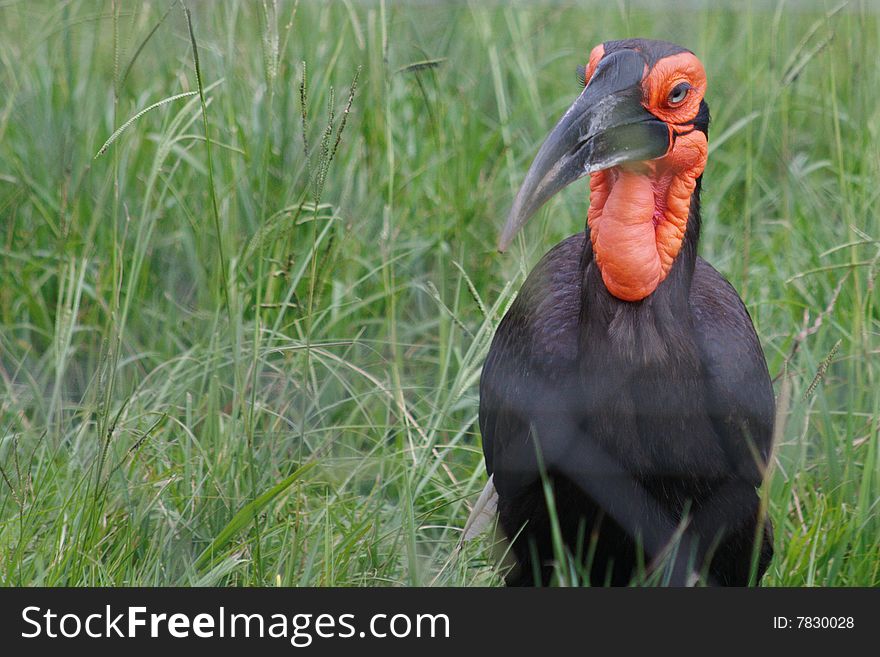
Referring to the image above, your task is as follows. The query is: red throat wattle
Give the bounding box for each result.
[587,129,707,302]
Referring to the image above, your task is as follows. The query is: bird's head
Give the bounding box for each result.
[499,39,710,301]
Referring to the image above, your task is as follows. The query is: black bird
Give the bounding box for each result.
[473,39,774,586]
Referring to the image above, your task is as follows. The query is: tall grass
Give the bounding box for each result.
[0,0,877,586]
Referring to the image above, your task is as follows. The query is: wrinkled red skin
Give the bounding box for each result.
[583,49,708,302]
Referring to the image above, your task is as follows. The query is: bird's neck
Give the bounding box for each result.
[580,176,702,365]
[586,163,703,302]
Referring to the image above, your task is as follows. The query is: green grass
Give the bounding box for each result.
[0,0,877,586]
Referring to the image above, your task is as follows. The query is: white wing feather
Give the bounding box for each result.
[460,474,498,544]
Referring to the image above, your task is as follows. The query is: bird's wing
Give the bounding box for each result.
[690,257,775,485]
[479,233,586,496]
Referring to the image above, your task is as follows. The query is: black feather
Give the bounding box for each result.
[479,181,774,586]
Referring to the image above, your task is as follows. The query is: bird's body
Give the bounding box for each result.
[476,39,774,586]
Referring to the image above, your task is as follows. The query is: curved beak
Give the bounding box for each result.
[498,49,671,252]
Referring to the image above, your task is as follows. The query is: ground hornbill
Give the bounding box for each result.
[468,39,774,586]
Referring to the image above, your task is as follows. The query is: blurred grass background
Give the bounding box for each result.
[0,0,877,586]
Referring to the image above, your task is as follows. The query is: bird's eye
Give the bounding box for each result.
[668,82,691,105]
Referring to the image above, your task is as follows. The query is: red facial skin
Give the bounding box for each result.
[582,47,709,302]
